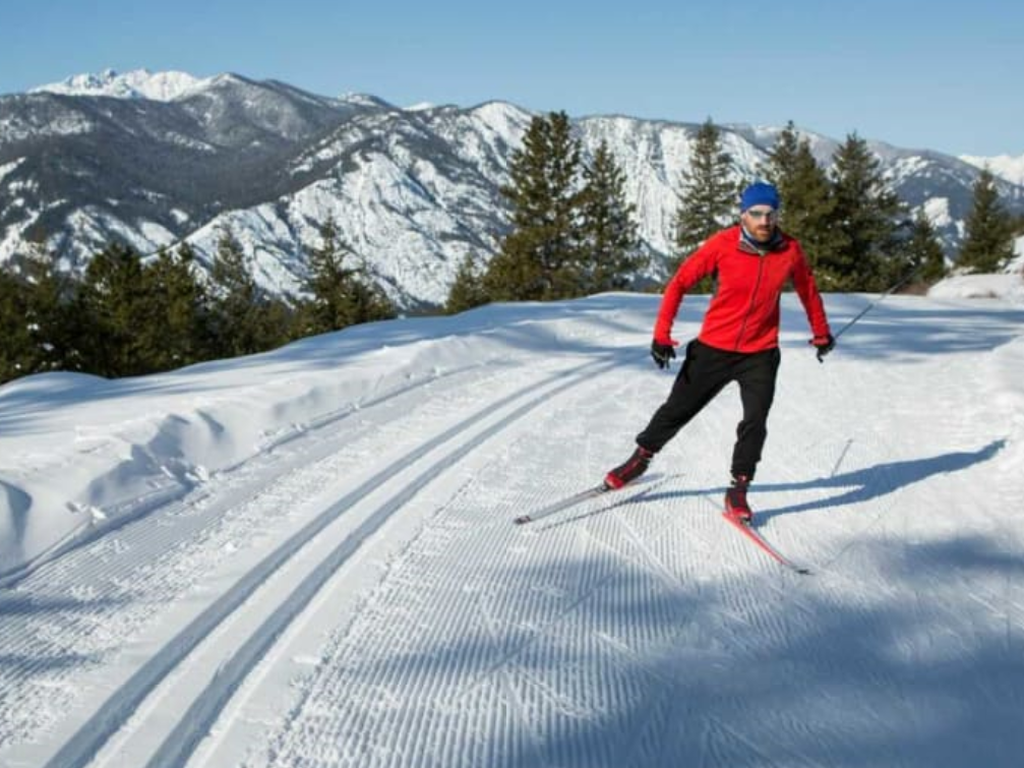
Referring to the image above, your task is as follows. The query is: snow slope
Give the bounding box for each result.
[2,287,1024,768]
[960,152,1024,186]
[30,68,210,101]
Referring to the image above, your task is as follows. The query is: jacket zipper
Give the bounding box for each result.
[734,253,766,351]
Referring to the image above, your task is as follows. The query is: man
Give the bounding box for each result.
[603,181,834,525]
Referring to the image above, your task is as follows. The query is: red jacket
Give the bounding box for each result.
[654,225,831,353]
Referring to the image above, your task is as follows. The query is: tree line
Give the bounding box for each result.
[2,112,1020,385]
[445,112,648,312]
[0,220,395,385]
[753,120,1016,291]
[446,113,1019,313]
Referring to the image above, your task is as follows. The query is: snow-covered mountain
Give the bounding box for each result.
[29,67,210,102]
[2,69,1023,309]
[960,152,1024,186]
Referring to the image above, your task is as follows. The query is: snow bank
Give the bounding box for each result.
[0,296,649,579]
[0,334,454,576]
[927,272,1024,302]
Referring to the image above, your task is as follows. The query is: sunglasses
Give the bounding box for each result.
[745,208,778,221]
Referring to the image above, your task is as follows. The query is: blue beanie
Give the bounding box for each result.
[740,182,780,212]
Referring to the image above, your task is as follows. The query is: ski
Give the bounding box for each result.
[513,484,611,525]
[513,474,667,526]
[721,513,811,575]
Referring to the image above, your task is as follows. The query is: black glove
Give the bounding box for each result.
[810,333,835,363]
[651,340,677,369]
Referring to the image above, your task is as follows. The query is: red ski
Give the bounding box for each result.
[722,513,810,575]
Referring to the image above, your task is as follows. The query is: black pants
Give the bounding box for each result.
[636,339,781,479]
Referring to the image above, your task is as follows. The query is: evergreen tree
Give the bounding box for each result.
[336,269,396,327]
[673,118,736,265]
[297,217,395,335]
[0,264,32,384]
[139,242,209,370]
[826,133,907,291]
[6,243,82,377]
[483,111,583,301]
[759,121,846,274]
[902,210,947,286]
[78,243,154,377]
[298,217,361,335]
[577,141,645,293]
[444,252,489,314]
[958,167,1016,273]
[207,227,291,357]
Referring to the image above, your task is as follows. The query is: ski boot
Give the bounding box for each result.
[604,446,654,490]
[724,474,753,525]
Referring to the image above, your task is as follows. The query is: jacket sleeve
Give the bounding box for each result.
[653,243,717,343]
[790,245,831,338]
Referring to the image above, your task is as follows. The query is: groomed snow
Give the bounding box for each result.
[2,282,1024,767]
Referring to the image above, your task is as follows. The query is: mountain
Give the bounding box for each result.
[960,152,1024,186]
[27,67,210,101]
[2,69,1023,309]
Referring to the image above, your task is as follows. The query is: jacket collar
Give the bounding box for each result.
[738,225,785,255]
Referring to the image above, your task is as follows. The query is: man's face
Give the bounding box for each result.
[741,206,778,243]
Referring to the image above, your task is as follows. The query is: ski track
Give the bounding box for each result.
[3,300,1023,768]
[216,346,894,766]
[0,356,613,767]
[227,313,1021,768]
[0,363,497,752]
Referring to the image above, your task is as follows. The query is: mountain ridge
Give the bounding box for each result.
[3,68,1022,309]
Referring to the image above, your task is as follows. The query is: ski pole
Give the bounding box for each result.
[831,266,922,342]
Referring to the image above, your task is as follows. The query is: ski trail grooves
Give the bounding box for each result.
[0,364,507,750]
[0,363,485,589]
[42,358,615,768]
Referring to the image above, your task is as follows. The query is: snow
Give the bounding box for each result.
[921,196,953,228]
[1011,235,1024,274]
[30,68,209,102]
[960,153,1024,186]
[928,272,1024,301]
[0,157,25,185]
[2,288,1024,767]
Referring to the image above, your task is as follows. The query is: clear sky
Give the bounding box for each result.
[1,0,1020,157]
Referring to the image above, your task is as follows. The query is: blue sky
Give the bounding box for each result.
[2,0,1020,157]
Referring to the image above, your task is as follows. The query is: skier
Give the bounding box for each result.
[603,181,834,525]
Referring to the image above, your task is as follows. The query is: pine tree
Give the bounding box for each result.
[444,252,489,314]
[577,140,645,293]
[206,227,289,357]
[673,118,736,265]
[483,111,583,301]
[78,242,154,377]
[139,242,209,370]
[0,264,32,384]
[958,167,1016,273]
[826,133,907,291]
[299,217,361,335]
[9,243,82,377]
[336,270,396,327]
[297,217,395,335]
[902,210,947,286]
[759,121,846,277]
